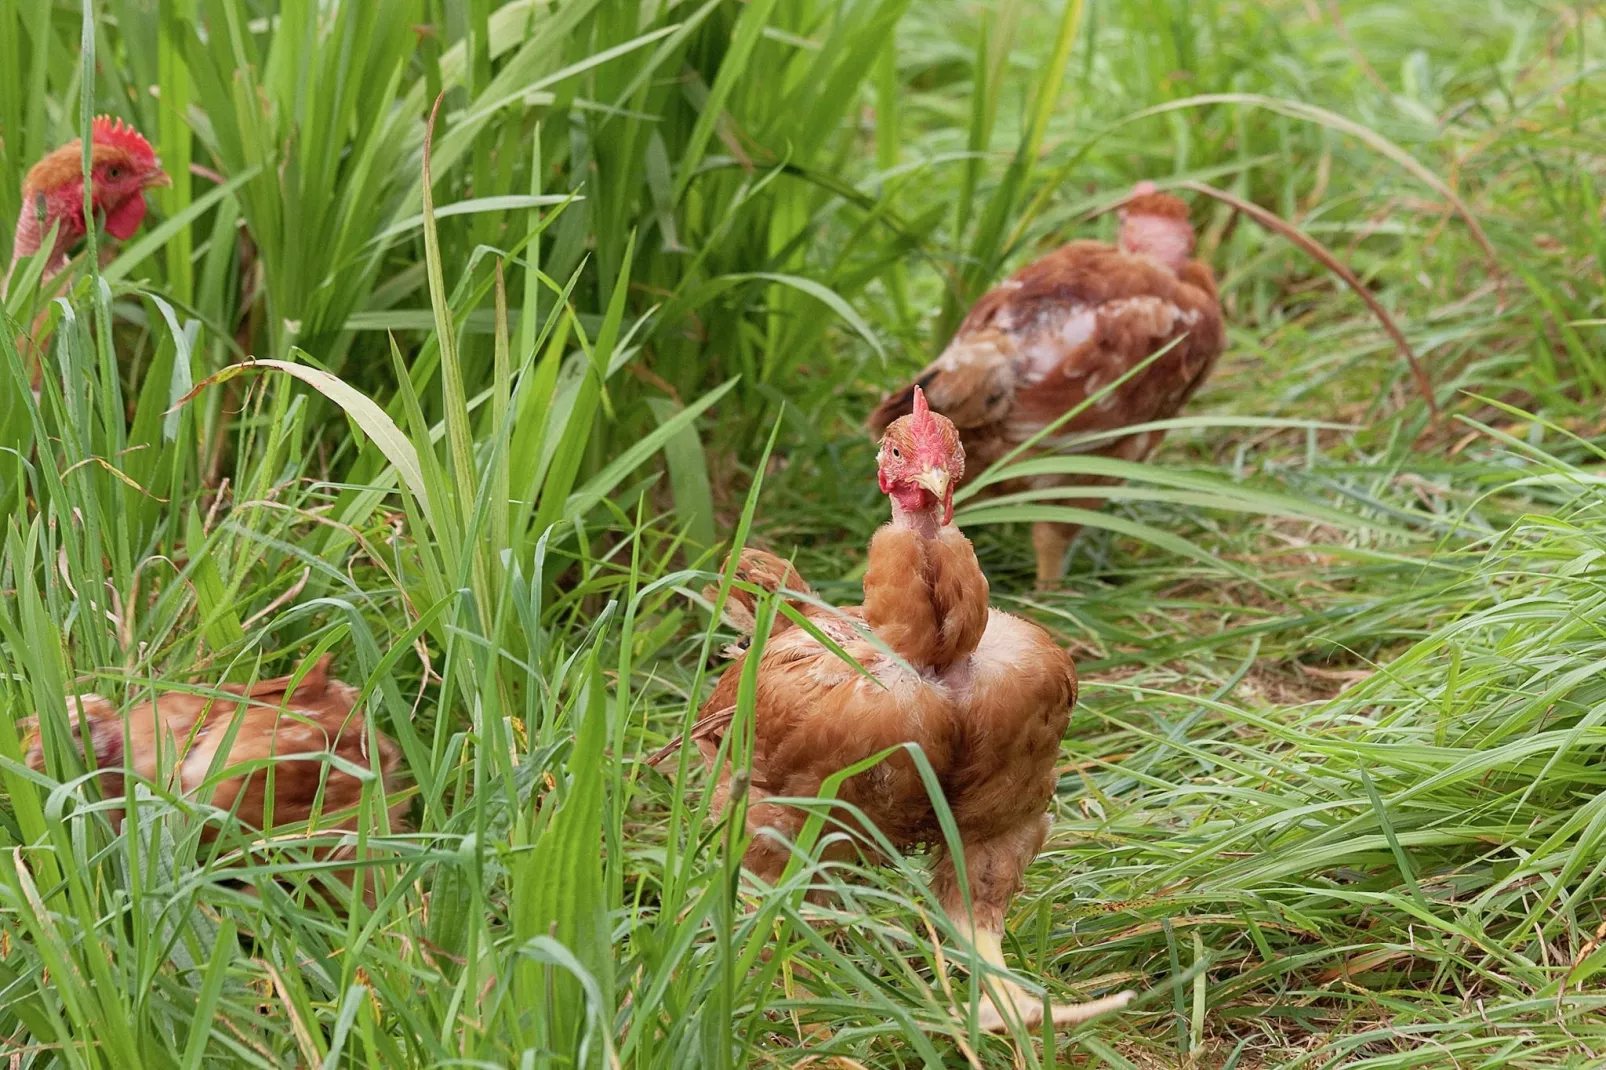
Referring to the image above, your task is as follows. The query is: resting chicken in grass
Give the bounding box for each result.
[23,657,405,904]
[682,389,1132,1032]
[869,182,1225,585]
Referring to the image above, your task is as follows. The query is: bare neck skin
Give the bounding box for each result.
[890,495,942,539]
[1120,214,1193,272]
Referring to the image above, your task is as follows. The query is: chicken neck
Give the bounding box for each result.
[888,493,943,540]
[863,500,987,669]
[1119,212,1193,272]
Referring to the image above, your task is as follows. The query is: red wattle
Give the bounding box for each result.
[104,193,148,240]
[889,483,935,516]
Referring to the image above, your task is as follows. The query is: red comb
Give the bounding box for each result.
[910,385,937,435]
[90,115,156,166]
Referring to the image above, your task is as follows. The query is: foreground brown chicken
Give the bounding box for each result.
[682,389,1132,1032]
[23,657,405,901]
[869,182,1225,584]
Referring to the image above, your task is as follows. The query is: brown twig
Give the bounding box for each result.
[1324,0,1393,97]
[1177,179,1440,421]
[188,162,227,186]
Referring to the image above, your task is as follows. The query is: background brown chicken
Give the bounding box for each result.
[23,657,406,903]
[3,117,169,391]
[678,390,1132,1033]
[869,181,1226,585]
[4,116,169,296]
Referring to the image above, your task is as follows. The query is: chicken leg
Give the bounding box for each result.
[1031,521,1080,589]
[951,915,1133,1032]
[1031,481,1120,587]
[933,816,1133,1033]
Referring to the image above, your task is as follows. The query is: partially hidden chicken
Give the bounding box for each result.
[4,116,170,296]
[22,656,406,902]
[4,116,170,393]
[869,182,1225,585]
[678,388,1132,1032]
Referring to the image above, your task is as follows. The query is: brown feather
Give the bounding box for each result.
[22,657,407,902]
[702,547,816,641]
[1122,190,1190,220]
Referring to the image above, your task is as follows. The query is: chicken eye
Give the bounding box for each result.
[105,166,122,179]
[891,447,901,460]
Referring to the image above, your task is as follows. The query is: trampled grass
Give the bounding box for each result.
[3,0,1606,1066]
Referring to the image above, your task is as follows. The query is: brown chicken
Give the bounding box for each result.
[869,181,1225,585]
[22,656,406,902]
[682,389,1132,1032]
[4,117,170,390]
[4,116,169,296]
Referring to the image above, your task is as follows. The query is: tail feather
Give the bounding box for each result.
[242,654,333,701]
[868,335,1016,436]
[704,548,815,646]
[644,705,736,768]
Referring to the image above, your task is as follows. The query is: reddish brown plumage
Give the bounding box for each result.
[6,116,168,293]
[1123,190,1190,220]
[5,117,170,389]
[869,183,1225,584]
[685,393,1130,1030]
[702,547,819,651]
[23,657,406,902]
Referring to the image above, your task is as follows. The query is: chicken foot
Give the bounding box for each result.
[949,915,1133,1033]
[731,792,1134,1032]
[933,818,1133,1034]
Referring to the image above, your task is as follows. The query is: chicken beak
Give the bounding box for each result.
[145,166,172,189]
[912,466,949,504]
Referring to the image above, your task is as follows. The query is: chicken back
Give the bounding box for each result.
[870,182,1225,584]
[23,656,406,901]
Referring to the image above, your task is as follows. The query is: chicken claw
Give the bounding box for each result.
[966,984,1134,1034]
[951,925,1134,1034]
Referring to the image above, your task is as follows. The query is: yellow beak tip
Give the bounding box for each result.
[913,468,950,497]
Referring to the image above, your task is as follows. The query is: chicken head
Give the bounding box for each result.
[6,115,170,294]
[1117,180,1195,272]
[876,386,965,529]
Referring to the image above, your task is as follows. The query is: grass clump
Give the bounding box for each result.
[4,0,1606,1067]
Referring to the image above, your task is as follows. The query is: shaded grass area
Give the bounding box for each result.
[3,0,1606,1066]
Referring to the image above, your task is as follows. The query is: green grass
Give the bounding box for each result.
[4,0,1606,1066]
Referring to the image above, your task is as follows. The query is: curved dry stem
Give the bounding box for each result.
[1178,180,1440,421]
[1113,94,1504,296]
